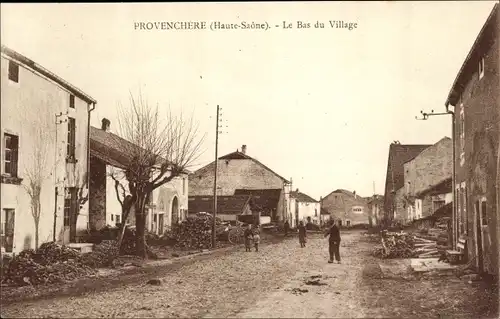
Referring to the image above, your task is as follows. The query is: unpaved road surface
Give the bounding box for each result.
[1,230,498,318]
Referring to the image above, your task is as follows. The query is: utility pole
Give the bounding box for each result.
[212,105,222,249]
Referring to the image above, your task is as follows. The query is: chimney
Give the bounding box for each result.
[353,190,356,199]
[296,188,299,193]
[241,145,247,154]
[101,118,110,131]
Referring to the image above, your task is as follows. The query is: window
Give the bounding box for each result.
[315,208,318,217]
[8,61,19,83]
[346,220,351,227]
[67,117,76,161]
[479,57,484,79]
[3,133,19,177]
[183,177,186,195]
[481,200,487,225]
[69,94,75,108]
[1,209,15,253]
[116,215,121,224]
[64,187,76,227]
[111,214,114,222]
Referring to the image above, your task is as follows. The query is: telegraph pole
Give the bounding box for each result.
[212,105,221,249]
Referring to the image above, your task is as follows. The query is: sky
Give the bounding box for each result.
[1,1,497,200]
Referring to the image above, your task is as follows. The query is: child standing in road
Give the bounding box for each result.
[298,221,307,248]
[253,227,261,252]
[244,224,254,252]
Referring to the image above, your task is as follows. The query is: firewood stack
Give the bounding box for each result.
[372,232,418,259]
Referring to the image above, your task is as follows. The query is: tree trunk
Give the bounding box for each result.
[135,196,147,258]
[35,220,39,249]
[117,196,134,254]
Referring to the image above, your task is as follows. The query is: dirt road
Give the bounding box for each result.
[1,230,497,318]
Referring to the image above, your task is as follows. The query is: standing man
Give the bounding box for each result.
[324,219,341,264]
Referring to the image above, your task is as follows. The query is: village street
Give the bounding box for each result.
[1,230,497,319]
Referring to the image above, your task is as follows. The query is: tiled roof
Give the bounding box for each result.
[195,150,290,183]
[90,126,140,169]
[416,177,452,198]
[233,189,282,212]
[90,126,190,174]
[188,195,251,215]
[290,191,318,203]
[383,143,431,211]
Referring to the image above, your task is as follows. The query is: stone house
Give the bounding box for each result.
[321,189,369,226]
[403,137,453,223]
[89,119,189,236]
[1,46,96,253]
[189,145,292,222]
[444,3,499,276]
[413,178,453,221]
[383,142,431,223]
[289,189,320,228]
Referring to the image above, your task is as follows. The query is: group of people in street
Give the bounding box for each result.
[285,219,342,263]
[244,219,341,264]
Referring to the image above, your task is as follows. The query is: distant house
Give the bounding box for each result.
[289,189,320,228]
[189,145,292,222]
[321,189,369,227]
[367,195,384,227]
[383,142,431,223]
[89,119,189,235]
[1,45,96,253]
[188,195,253,222]
[444,4,499,276]
[403,137,453,223]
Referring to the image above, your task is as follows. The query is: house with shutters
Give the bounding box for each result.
[1,45,96,253]
[443,3,499,276]
[189,145,292,223]
[89,118,189,236]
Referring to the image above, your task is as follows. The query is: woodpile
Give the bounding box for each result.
[164,214,226,250]
[372,232,418,259]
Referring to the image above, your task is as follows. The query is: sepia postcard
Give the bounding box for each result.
[0,1,499,318]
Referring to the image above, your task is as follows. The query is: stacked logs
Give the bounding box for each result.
[165,214,226,250]
[372,232,418,259]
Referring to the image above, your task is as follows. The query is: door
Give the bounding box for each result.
[171,197,179,225]
[475,199,484,272]
[158,214,164,235]
[1,209,15,253]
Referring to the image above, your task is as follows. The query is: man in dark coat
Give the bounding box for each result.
[324,219,341,263]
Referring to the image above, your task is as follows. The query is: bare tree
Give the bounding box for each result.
[108,167,134,253]
[70,170,89,242]
[22,112,53,249]
[116,91,205,258]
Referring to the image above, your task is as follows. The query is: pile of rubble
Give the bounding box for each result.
[371,232,418,259]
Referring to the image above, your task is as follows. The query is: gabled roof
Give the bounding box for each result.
[194,150,290,183]
[233,189,282,212]
[322,189,364,201]
[1,45,96,104]
[290,191,318,203]
[416,177,452,198]
[445,3,499,107]
[188,195,251,215]
[90,126,140,169]
[90,126,190,174]
[383,143,431,209]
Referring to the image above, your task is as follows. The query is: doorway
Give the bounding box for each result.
[158,213,164,235]
[171,197,179,225]
[475,198,486,273]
